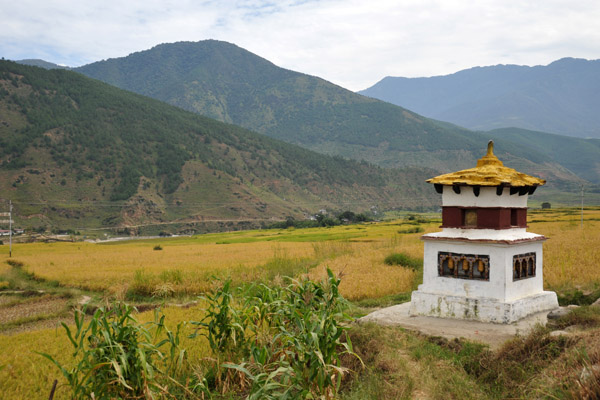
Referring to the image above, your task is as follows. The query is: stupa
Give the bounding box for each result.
[409,141,558,323]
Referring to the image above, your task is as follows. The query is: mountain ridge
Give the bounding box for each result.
[359,57,600,139]
[71,41,600,189]
[75,41,491,168]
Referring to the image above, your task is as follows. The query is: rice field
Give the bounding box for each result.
[531,220,600,290]
[0,219,434,300]
[9,240,316,294]
[1,207,599,399]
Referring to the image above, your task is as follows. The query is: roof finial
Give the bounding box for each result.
[487,140,494,157]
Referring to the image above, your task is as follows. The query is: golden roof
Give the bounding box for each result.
[426,141,546,187]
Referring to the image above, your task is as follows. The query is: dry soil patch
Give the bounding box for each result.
[0,296,69,325]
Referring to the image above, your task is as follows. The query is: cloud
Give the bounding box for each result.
[1,0,599,90]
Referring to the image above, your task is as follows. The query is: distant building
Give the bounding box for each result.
[0,229,24,236]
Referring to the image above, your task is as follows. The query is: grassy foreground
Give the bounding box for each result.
[1,208,600,398]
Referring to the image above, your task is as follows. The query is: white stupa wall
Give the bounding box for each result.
[411,231,558,323]
[442,186,528,208]
[419,239,545,302]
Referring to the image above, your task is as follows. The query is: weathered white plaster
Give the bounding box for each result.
[442,186,528,208]
[418,239,547,301]
[409,291,558,323]
[410,235,558,323]
[423,228,545,243]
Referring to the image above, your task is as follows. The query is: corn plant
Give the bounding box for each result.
[264,269,357,398]
[191,279,247,354]
[190,278,249,392]
[193,269,361,399]
[40,303,186,399]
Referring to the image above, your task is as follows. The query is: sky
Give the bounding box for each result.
[2,0,600,91]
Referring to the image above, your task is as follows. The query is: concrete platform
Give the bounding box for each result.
[358,302,555,349]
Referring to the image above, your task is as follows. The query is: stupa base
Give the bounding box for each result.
[409,290,558,324]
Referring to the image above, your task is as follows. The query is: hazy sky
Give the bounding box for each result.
[2,0,599,90]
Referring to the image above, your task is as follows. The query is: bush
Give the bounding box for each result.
[6,259,24,268]
[384,253,423,270]
[405,214,429,224]
[556,288,600,306]
[398,225,424,234]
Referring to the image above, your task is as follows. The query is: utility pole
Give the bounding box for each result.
[581,185,584,228]
[0,201,13,257]
[9,200,12,257]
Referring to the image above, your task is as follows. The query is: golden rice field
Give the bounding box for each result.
[0,220,432,300]
[2,208,598,299]
[0,207,599,399]
[527,207,600,289]
[10,240,316,294]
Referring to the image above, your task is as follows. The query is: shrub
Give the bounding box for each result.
[256,254,315,282]
[153,244,163,251]
[405,214,428,224]
[556,288,600,306]
[398,225,424,234]
[6,259,24,268]
[384,253,423,270]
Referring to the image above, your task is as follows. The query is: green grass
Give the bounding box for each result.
[350,292,412,311]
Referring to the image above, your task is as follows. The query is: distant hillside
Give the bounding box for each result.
[16,59,68,70]
[0,60,436,234]
[74,41,600,193]
[75,40,496,171]
[487,128,600,184]
[359,58,600,139]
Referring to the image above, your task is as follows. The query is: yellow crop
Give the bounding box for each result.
[1,208,599,399]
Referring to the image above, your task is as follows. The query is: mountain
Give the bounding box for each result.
[0,60,437,234]
[359,58,600,139]
[487,128,600,185]
[72,41,600,198]
[75,40,498,172]
[15,59,68,70]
